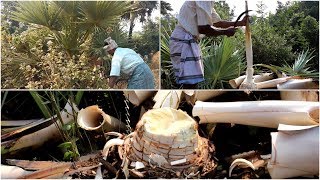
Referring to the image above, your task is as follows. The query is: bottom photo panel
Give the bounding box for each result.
[1,90,319,179]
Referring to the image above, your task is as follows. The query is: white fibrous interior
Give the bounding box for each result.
[142,108,197,141]
[130,108,201,167]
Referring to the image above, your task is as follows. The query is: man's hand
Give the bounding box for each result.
[108,76,119,88]
[237,15,249,27]
[224,27,236,37]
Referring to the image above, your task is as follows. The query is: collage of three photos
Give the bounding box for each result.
[1,0,319,179]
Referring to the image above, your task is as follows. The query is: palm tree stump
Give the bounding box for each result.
[123,108,216,177]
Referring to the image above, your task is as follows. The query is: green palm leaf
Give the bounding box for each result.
[256,49,319,79]
[11,1,61,30]
[78,1,131,31]
[201,37,245,89]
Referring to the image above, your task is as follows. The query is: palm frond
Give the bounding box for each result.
[78,1,131,31]
[256,49,319,78]
[201,37,245,89]
[11,1,61,30]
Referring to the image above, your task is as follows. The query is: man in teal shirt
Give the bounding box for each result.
[103,37,155,89]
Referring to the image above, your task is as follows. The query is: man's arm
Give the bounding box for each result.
[198,25,236,37]
[213,16,248,28]
[108,76,119,88]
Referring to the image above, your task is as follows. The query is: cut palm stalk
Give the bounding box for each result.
[17,162,72,179]
[123,91,155,106]
[153,90,183,109]
[239,1,257,90]
[1,165,32,179]
[280,90,319,102]
[253,73,275,83]
[229,73,274,89]
[126,108,215,170]
[184,90,224,105]
[1,101,78,154]
[77,105,126,132]
[277,78,318,89]
[267,124,319,179]
[1,119,42,127]
[193,101,319,128]
[229,75,246,89]
[255,77,290,89]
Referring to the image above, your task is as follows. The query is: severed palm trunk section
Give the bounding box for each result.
[125,108,215,170]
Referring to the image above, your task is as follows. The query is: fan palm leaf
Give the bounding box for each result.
[200,37,245,89]
[78,1,131,31]
[10,1,131,57]
[11,1,62,30]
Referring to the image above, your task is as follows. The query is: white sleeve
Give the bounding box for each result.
[109,54,121,76]
[196,1,221,25]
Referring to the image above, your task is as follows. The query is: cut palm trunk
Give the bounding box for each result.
[153,90,183,109]
[1,101,78,155]
[77,105,126,132]
[128,108,214,169]
[123,91,155,106]
[193,101,319,128]
[184,90,224,105]
[267,124,319,178]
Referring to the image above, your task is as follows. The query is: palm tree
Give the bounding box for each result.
[161,1,173,16]
[11,1,131,57]
[122,1,158,41]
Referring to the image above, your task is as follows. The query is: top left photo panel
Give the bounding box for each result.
[1,1,160,89]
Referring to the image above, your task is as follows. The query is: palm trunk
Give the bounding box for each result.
[128,11,137,42]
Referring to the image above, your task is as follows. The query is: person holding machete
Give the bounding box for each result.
[103,37,155,89]
[169,1,248,89]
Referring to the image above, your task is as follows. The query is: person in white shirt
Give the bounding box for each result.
[169,1,247,89]
[103,37,155,89]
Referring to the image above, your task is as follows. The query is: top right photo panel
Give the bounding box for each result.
[161,0,319,90]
